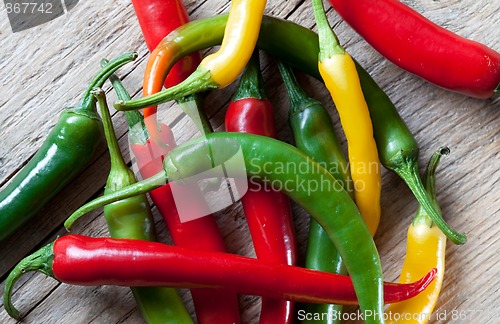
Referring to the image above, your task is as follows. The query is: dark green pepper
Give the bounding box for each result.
[0,52,137,241]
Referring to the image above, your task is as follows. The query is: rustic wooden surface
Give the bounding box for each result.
[0,0,498,323]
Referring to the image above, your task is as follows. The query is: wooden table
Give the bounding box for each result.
[0,0,498,323]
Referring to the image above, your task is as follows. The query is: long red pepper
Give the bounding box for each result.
[327,0,500,98]
[4,234,438,319]
[225,52,297,324]
[109,80,240,324]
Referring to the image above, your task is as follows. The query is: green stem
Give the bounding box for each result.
[232,51,267,101]
[114,68,218,111]
[4,242,55,320]
[78,52,138,111]
[100,58,149,145]
[64,172,166,229]
[413,147,449,225]
[394,157,466,244]
[277,61,319,115]
[311,0,344,60]
[91,88,130,176]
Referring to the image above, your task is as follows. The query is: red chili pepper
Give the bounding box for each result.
[4,234,438,320]
[327,0,500,98]
[131,0,201,88]
[225,52,297,324]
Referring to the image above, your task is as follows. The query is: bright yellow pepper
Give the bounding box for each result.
[313,0,381,236]
[201,0,266,87]
[386,147,449,324]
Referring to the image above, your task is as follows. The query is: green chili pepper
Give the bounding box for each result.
[91,88,192,324]
[65,132,385,324]
[276,61,349,322]
[0,52,137,242]
[113,14,465,245]
[278,61,353,323]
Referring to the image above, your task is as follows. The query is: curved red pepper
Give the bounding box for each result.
[48,235,435,303]
[4,234,436,306]
[327,0,500,98]
[225,52,297,324]
[129,2,239,322]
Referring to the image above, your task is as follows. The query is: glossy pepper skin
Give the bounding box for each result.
[92,88,192,324]
[113,89,239,324]
[0,52,136,242]
[115,14,466,246]
[130,0,201,88]
[327,0,500,98]
[115,0,268,112]
[225,52,297,324]
[385,148,449,324]
[277,61,353,324]
[130,0,212,140]
[137,13,466,245]
[312,0,381,239]
[106,70,240,324]
[4,234,438,320]
[66,132,387,323]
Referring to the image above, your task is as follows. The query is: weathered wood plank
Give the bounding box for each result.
[0,0,499,323]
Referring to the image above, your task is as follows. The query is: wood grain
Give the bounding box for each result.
[0,0,499,323]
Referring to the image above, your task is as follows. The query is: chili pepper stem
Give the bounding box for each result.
[277,61,322,117]
[413,147,450,226]
[101,58,151,145]
[391,151,466,244]
[311,0,344,59]
[115,68,218,111]
[92,88,138,190]
[4,242,55,319]
[232,53,267,101]
[77,52,138,111]
[64,171,165,230]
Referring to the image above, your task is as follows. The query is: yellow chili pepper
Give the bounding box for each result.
[202,0,266,86]
[312,0,381,236]
[115,0,267,111]
[386,147,449,324]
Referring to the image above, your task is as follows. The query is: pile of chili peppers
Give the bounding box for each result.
[1,0,498,323]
